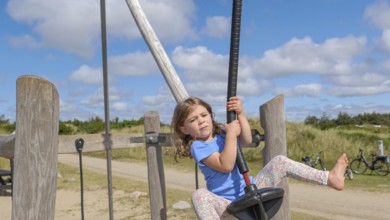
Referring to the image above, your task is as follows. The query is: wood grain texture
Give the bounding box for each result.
[144,111,166,220]
[12,75,59,220]
[260,95,290,220]
[125,0,188,103]
[0,134,15,159]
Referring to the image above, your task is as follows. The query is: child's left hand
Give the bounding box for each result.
[227,96,243,115]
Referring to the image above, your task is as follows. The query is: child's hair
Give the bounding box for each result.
[171,97,223,158]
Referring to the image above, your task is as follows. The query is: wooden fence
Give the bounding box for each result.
[0,75,288,220]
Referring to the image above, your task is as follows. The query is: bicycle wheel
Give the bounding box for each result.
[345,168,353,180]
[350,159,367,174]
[374,160,389,176]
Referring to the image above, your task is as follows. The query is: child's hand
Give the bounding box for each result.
[227,96,243,115]
[225,120,241,137]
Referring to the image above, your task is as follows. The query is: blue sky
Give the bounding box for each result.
[1,0,390,124]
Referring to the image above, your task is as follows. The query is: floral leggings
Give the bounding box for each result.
[192,155,329,220]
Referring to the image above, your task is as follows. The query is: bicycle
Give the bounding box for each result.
[350,148,389,176]
[302,150,353,180]
[301,150,326,171]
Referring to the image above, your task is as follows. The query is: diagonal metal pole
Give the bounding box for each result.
[99,0,114,219]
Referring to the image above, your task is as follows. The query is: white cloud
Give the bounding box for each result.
[255,36,366,77]
[109,51,158,76]
[7,0,101,58]
[59,99,91,121]
[172,46,270,98]
[328,72,388,87]
[6,0,197,58]
[328,84,390,96]
[69,65,103,85]
[276,83,322,97]
[201,16,230,38]
[80,88,104,108]
[140,0,197,42]
[172,46,228,80]
[111,102,128,111]
[79,86,131,109]
[8,35,42,48]
[364,0,390,30]
[379,29,390,51]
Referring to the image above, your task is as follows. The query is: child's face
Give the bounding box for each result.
[180,104,214,142]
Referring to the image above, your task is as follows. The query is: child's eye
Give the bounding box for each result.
[189,118,196,123]
[201,113,208,117]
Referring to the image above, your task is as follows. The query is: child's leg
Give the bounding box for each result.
[192,188,236,220]
[253,155,328,188]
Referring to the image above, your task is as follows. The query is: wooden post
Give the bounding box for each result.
[260,95,290,220]
[144,111,166,220]
[125,0,188,103]
[12,75,59,220]
[0,134,15,159]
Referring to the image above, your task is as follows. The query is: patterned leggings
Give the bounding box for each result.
[191,155,329,220]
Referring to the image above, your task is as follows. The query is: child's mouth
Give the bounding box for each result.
[200,126,208,131]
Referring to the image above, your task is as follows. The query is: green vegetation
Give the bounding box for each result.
[0,114,15,133]
[58,116,171,135]
[59,116,150,135]
[304,111,390,129]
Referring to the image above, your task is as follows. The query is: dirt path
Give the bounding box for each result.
[2,154,390,219]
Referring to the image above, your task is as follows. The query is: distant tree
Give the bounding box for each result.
[0,114,10,125]
[304,115,319,125]
[59,121,75,135]
[335,112,353,126]
[319,113,336,130]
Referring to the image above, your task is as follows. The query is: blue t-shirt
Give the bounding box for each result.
[190,134,252,201]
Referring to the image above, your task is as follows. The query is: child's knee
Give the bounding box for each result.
[274,155,287,162]
[192,188,208,203]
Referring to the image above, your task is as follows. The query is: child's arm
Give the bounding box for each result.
[227,96,252,146]
[202,120,240,173]
[201,96,252,173]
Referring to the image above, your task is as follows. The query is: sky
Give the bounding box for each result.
[1,0,390,124]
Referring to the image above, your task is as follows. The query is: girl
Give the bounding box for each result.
[171,96,348,219]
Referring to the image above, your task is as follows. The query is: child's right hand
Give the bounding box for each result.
[225,120,241,137]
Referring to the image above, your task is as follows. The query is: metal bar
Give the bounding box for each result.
[99,0,114,219]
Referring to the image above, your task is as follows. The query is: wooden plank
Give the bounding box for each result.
[12,75,59,220]
[144,111,166,220]
[260,95,290,220]
[0,134,15,159]
[125,0,188,103]
[58,133,145,153]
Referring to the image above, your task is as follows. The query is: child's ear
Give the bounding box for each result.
[179,126,188,135]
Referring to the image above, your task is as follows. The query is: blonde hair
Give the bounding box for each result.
[171,97,223,158]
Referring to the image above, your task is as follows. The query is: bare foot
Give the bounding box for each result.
[327,153,348,191]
